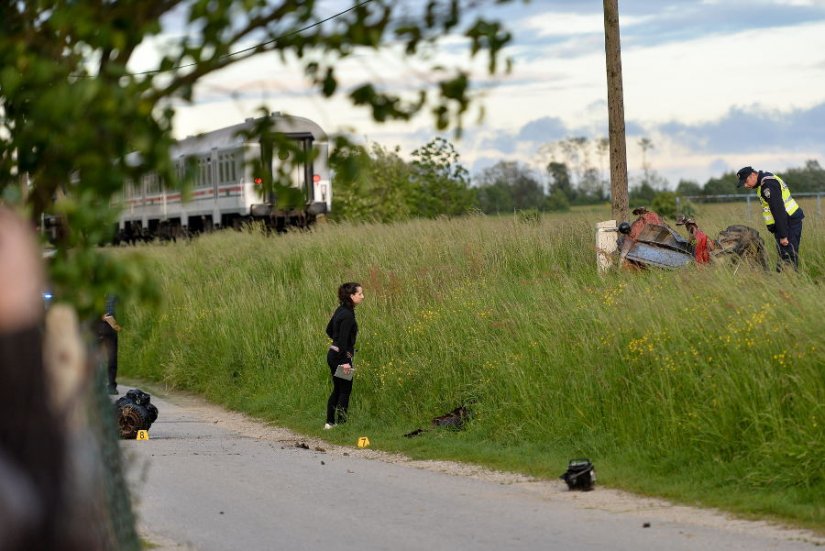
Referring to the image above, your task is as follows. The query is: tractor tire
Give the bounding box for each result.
[117,404,148,440]
[713,225,769,269]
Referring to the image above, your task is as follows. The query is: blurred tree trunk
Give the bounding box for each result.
[603,0,629,222]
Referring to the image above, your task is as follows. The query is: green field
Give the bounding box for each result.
[120,200,825,530]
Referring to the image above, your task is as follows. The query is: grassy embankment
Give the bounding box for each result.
[119,201,825,530]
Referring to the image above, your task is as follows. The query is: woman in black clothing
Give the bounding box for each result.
[324,282,364,429]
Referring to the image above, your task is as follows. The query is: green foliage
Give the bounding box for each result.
[330,143,413,223]
[778,160,825,193]
[651,191,677,219]
[121,205,825,526]
[476,180,515,214]
[516,208,541,224]
[539,136,609,205]
[330,137,475,222]
[475,161,544,213]
[545,189,570,212]
[546,161,575,203]
[676,198,697,218]
[409,137,476,218]
[0,0,518,316]
[702,161,825,195]
[629,181,656,207]
[676,179,702,196]
[703,171,746,196]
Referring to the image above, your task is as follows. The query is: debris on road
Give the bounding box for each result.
[560,459,596,491]
[115,388,159,439]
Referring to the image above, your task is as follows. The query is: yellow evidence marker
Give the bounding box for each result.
[136,430,150,440]
[357,436,370,448]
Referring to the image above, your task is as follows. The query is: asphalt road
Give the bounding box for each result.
[121,388,824,551]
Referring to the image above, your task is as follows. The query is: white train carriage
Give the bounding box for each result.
[117,112,331,240]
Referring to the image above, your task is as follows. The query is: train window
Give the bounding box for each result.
[199,157,209,188]
[145,172,159,195]
[177,158,186,182]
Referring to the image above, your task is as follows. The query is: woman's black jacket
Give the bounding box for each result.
[326,305,357,363]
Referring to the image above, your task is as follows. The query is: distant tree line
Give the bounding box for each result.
[330,135,825,222]
[686,159,825,197]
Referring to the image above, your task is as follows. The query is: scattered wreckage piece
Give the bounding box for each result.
[404,405,471,438]
[560,458,596,491]
[114,389,159,439]
[711,224,770,269]
[597,207,769,271]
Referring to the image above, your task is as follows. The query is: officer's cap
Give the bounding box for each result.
[736,166,755,188]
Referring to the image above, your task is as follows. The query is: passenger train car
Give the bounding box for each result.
[116,113,331,241]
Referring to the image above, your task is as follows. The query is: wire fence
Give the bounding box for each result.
[677,192,824,222]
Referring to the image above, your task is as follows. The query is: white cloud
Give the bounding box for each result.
[772,0,822,6]
[518,12,652,38]
[621,21,825,125]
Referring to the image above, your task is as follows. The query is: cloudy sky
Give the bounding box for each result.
[146,0,825,188]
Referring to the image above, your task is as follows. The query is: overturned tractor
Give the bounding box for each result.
[597,207,769,271]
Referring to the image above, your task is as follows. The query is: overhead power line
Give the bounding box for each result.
[106,0,376,78]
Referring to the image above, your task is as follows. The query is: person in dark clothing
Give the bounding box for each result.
[737,166,804,270]
[97,294,121,394]
[324,282,364,429]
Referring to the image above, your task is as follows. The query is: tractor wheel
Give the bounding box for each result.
[117,404,147,439]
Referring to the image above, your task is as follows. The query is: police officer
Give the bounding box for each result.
[98,294,122,394]
[737,166,804,270]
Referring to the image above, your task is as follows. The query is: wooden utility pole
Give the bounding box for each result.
[603,0,629,222]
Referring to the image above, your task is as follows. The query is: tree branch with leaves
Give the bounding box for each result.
[0,0,519,315]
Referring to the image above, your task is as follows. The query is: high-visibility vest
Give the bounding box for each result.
[756,174,799,226]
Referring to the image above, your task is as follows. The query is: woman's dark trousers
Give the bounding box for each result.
[326,350,352,425]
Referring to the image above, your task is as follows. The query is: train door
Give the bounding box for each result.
[311,141,331,214]
[260,132,313,213]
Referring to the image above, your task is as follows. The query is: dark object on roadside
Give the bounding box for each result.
[643,522,651,528]
[560,458,596,491]
[295,442,310,450]
[404,405,471,438]
[433,405,469,429]
[114,389,158,439]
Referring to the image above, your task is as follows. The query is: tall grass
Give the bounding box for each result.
[119,201,825,528]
